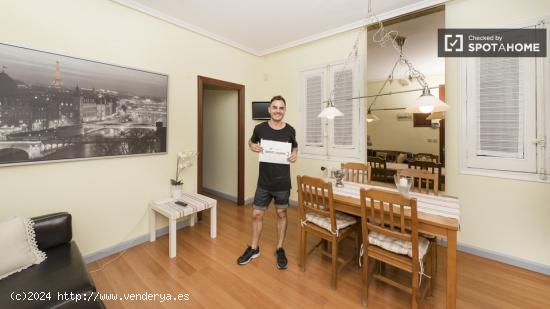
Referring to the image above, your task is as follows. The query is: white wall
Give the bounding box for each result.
[367,75,443,155]
[0,0,262,256]
[203,89,238,197]
[444,0,550,267]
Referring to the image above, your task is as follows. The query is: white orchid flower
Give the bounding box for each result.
[172,150,198,186]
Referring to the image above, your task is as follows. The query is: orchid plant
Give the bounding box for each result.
[170,151,197,186]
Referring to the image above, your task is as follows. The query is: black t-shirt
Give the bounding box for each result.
[251,122,298,191]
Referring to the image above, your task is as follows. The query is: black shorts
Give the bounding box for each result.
[253,187,290,210]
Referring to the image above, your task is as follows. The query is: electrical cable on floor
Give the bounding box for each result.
[88,208,149,273]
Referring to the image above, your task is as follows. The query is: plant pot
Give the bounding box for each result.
[171,184,182,199]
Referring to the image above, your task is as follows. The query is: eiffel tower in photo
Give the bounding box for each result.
[51,60,63,89]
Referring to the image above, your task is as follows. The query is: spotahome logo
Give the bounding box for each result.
[444,34,463,52]
[438,28,546,57]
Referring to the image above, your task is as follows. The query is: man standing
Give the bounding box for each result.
[237,95,298,269]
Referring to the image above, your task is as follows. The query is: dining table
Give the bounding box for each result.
[330,180,460,309]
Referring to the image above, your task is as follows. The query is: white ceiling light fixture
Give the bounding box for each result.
[318,100,344,119]
[405,85,449,113]
[320,0,449,120]
[366,111,380,123]
[426,111,446,120]
[368,4,450,115]
[426,110,446,127]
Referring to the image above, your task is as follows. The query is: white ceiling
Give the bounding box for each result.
[367,10,445,81]
[113,0,446,56]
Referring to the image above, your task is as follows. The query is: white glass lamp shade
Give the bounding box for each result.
[366,112,380,123]
[405,87,450,114]
[318,106,344,119]
[426,111,445,120]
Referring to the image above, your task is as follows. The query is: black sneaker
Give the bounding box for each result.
[275,248,288,269]
[237,246,260,265]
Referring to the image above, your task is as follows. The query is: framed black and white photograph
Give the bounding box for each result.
[0,43,168,166]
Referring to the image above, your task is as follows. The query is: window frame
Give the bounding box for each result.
[458,19,549,182]
[298,59,365,162]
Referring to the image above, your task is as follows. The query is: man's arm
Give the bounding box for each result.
[249,139,263,153]
[249,126,263,153]
[288,147,298,163]
[288,126,298,163]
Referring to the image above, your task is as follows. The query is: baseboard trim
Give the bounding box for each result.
[438,239,550,276]
[203,187,238,203]
[83,219,191,264]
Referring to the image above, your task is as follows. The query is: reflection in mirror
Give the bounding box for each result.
[365,10,445,191]
[366,82,445,191]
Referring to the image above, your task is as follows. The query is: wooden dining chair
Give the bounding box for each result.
[397,168,439,196]
[367,156,388,182]
[360,188,434,308]
[297,175,360,289]
[397,168,439,278]
[341,162,371,184]
[408,160,444,192]
[413,153,439,163]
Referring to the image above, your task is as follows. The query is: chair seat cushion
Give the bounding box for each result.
[305,211,357,234]
[368,231,430,260]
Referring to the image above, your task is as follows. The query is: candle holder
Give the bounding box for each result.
[334,169,345,187]
[394,175,413,195]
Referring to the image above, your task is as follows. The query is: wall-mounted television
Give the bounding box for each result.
[252,101,270,120]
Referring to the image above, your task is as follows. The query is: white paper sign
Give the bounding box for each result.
[259,139,291,165]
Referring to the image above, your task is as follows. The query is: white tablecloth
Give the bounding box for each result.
[333,181,460,223]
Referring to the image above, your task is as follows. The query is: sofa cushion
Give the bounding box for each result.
[0,217,46,280]
[33,213,72,251]
[0,241,97,309]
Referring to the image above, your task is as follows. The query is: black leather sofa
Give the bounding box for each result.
[0,213,105,308]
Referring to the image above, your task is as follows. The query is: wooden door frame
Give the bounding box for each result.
[197,76,245,205]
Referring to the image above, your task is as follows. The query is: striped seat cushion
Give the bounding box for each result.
[305,211,357,234]
[368,231,430,259]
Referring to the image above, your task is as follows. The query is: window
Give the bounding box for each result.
[299,60,365,160]
[459,23,548,181]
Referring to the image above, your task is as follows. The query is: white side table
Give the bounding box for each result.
[149,193,217,258]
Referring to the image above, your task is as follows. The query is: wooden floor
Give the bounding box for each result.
[88,196,550,308]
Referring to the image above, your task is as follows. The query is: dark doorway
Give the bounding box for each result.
[197,76,245,205]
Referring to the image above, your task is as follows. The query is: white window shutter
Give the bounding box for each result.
[305,75,323,145]
[332,69,354,146]
[327,62,361,159]
[465,57,537,173]
[477,58,525,158]
[300,68,326,156]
